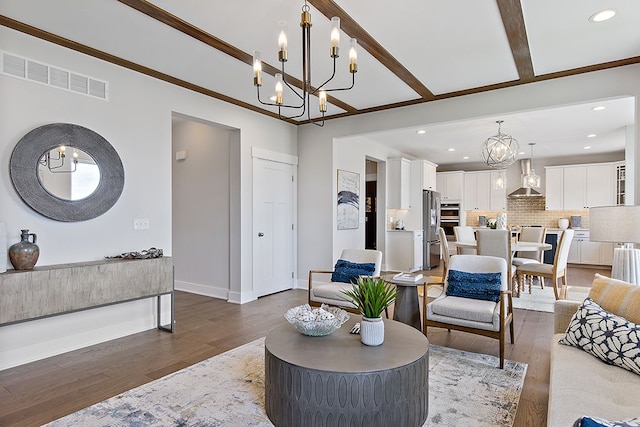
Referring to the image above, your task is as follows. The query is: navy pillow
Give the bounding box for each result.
[573,416,640,427]
[445,270,502,303]
[331,259,376,284]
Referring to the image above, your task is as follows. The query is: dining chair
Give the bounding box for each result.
[438,227,451,278]
[476,229,517,292]
[424,254,514,368]
[454,226,476,255]
[512,227,547,293]
[516,229,575,300]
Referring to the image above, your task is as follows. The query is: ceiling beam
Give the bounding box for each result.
[117,0,358,114]
[0,14,296,124]
[496,0,535,80]
[308,0,435,100]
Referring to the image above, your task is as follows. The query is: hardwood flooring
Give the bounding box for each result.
[0,265,610,427]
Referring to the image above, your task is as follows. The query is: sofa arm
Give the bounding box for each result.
[554,300,581,334]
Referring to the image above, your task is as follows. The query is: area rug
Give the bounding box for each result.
[46,337,527,427]
[511,279,556,313]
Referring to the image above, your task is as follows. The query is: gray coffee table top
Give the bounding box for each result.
[266,316,429,373]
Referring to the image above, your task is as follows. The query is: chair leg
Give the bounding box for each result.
[499,330,505,369]
[539,276,544,289]
[552,277,560,300]
[384,307,389,319]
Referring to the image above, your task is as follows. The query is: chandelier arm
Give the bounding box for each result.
[322,72,356,93]
[255,85,304,109]
[310,57,338,95]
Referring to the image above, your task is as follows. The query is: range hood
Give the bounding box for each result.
[508,159,543,198]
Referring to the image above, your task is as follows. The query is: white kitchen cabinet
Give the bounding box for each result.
[463,171,506,211]
[464,171,491,210]
[436,171,464,202]
[545,163,615,210]
[386,230,423,272]
[387,158,411,209]
[412,159,437,191]
[568,230,614,266]
[545,167,564,210]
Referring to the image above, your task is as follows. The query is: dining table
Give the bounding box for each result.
[453,240,552,252]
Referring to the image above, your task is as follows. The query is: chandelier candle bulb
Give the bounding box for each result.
[274,73,283,105]
[319,91,327,112]
[278,21,288,62]
[349,38,358,72]
[330,17,340,57]
[252,51,262,86]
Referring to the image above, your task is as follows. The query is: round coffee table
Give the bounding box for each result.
[265,316,429,427]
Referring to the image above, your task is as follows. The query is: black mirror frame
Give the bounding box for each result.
[10,123,125,222]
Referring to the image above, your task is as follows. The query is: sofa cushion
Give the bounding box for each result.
[445,270,502,303]
[589,274,640,324]
[330,259,376,284]
[559,297,640,376]
[573,416,640,427]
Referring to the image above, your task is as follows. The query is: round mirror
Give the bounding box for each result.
[10,123,125,222]
[37,146,100,201]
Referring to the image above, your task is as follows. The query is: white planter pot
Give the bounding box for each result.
[360,316,384,346]
[558,218,569,230]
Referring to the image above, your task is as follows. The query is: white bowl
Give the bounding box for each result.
[285,304,350,336]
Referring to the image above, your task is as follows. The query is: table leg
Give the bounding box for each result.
[393,286,422,331]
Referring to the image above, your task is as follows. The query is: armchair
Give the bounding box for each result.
[424,254,514,368]
[308,249,383,313]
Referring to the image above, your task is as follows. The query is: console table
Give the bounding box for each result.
[265,317,429,427]
[0,257,174,332]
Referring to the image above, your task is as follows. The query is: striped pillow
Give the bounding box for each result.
[588,274,640,324]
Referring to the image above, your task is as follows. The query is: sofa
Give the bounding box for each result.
[548,274,640,426]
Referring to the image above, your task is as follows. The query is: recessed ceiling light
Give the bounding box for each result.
[587,134,597,138]
[462,156,469,160]
[518,151,526,155]
[589,9,616,23]
[448,148,455,152]
[584,146,592,150]
[591,106,606,111]
[269,95,277,102]
[416,130,426,134]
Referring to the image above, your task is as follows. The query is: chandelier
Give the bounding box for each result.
[252,1,358,126]
[522,142,541,188]
[38,145,78,174]
[481,120,519,169]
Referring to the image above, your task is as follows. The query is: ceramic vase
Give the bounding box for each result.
[9,229,39,270]
[0,223,6,273]
[360,316,384,346]
[496,213,507,230]
[558,218,569,230]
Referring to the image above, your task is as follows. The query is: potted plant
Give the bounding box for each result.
[342,276,398,346]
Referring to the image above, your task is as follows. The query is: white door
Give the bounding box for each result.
[253,158,295,297]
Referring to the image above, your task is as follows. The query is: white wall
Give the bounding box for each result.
[0,26,296,369]
[172,118,233,299]
[297,64,640,281]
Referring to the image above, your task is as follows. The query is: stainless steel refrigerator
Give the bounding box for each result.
[422,190,441,269]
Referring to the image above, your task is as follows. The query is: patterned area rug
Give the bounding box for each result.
[46,338,527,427]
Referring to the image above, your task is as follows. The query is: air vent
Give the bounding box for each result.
[1,51,108,100]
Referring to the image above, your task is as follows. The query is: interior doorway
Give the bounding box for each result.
[365,160,378,250]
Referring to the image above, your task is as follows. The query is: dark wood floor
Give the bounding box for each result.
[0,264,610,427]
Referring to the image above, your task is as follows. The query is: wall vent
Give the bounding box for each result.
[1,51,108,100]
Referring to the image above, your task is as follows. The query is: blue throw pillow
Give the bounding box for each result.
[445,270,502,303]
[331,259,376,284]
[573,416,640,427]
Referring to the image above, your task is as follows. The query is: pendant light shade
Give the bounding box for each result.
[481,120,519,169]
[522,143,541,189]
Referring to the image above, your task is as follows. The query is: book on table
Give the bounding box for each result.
[392,272,424,283]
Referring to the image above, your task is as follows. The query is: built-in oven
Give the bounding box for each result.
[440,203,460,240]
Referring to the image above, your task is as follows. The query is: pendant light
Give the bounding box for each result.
[481,120,519,169]
[522,143,541,189]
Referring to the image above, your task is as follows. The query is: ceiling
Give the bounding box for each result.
[1,0,638,165]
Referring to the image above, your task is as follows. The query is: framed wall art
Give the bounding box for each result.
[337,169,360,230]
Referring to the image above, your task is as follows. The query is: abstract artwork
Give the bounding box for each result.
[337,169,359,230]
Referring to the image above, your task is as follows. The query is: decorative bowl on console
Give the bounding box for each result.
[285,304,350,336]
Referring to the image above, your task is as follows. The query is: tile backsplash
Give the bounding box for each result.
[464,197,590,229]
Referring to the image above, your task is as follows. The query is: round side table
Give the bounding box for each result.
[265,317,429,427]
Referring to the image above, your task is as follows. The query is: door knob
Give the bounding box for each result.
[258,232,264,237]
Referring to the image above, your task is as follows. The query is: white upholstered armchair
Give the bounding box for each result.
[308,249,383,312]
[424,254,514,368]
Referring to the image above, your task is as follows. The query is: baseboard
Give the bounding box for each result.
[227,290,257,305]
[175,280,228,300]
